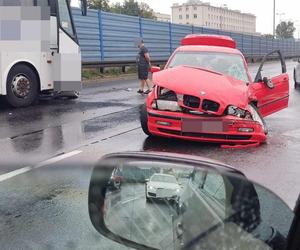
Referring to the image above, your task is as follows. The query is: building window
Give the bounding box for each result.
[186,7,189,11]
[179,15,182,19]
[179,8,182,11]
[194,7,197,10]
[194,14,197,19]
[186,14,189,19]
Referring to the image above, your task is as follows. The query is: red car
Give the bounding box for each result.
[140,35,289,146]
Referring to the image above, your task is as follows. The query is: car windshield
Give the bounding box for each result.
[151,175,177,183]
[168,51,249,82]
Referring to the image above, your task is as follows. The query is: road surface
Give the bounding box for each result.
[0,60,299,249]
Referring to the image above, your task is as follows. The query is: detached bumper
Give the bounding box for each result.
[147,109,266,144]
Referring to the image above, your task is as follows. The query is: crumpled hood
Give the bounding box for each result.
[153,66,250,112]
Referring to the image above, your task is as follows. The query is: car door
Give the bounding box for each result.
[250,50,289,117]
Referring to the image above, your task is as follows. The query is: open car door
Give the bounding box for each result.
[250,50,289,117]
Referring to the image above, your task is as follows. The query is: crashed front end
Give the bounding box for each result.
[146,86,266,145]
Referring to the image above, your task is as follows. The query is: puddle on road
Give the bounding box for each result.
[0,107,140,164]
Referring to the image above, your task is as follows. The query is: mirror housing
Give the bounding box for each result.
[88,152,293,250]
[150,66,161,73]
[263,77,275,89]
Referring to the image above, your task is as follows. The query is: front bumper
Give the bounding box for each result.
[147,109,266,145]
[147,191,178,200]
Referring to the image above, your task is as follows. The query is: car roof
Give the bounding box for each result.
[175,45,243,55]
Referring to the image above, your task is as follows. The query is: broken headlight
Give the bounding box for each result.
[226,105,252,119]
[152,88,181,112]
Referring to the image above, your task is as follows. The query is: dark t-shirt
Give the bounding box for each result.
[137,46,149,68]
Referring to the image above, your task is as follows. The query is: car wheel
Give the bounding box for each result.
[140,104,152,136]
[250,104,268,135]
[6,64,39,107]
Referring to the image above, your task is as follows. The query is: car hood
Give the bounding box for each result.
[153,66,250,112]
[149,181,179,190]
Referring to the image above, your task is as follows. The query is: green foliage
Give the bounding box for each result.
[276,21,296,39]
[111,0,155,19]
[87,0,110,11]
[263,34,275,39]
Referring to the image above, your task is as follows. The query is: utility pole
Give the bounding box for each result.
[273,0,276,37]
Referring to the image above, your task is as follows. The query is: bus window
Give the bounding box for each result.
[57,0,75,38]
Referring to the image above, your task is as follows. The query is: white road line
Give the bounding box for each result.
[0,150,82,182]
[121,194,144,205]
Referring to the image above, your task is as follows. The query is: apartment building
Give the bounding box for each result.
[154,12,171,22]
[172,0,256,34]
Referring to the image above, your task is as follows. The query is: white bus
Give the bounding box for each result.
[0,0,87,107]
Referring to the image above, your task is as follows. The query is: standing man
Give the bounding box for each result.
[136,39,152,94]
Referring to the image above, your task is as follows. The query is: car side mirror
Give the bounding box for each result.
[263,77,274,89]
[88,152,294,250]
[150,66,161,73]
[145,178,149,183]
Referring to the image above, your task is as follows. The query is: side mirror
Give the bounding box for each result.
[263,77,274,89]
[150,66,161,73]
[88,152,294,250]
[145,178,149,183]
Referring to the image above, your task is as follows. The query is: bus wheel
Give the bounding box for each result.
[6,64,39,107]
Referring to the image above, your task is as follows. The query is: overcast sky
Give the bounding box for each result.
[73,0,300,36]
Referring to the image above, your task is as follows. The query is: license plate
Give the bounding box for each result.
[182,119,224,133]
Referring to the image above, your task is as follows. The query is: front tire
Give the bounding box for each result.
[6,64,39,107]
[140,104,152,136]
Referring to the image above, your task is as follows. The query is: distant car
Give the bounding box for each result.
[145,173,180,203]
[108,168,123,190]
[141,34,290,146]
[294,59,300,89]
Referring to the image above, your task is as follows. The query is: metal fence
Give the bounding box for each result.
[72,8,300,65]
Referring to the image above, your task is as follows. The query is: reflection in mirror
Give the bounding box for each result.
[89,157,293,250]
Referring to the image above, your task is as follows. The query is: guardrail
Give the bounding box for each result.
[72,8,300,67]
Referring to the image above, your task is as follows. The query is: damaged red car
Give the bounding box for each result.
[140,35,289,146]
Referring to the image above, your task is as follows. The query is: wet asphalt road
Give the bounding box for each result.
[0,60,300,249]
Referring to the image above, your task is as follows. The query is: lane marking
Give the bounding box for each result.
[121,194,145,205]
[0,150,82,182]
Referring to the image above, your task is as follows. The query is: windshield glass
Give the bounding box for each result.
[168,52,249,82]
[58,0,75,37]
[151,174,177,183]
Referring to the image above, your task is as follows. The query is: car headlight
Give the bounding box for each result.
[176,188,180,193]
[148,185,155,190]
[152,87,181,112]
[226,105,252,120]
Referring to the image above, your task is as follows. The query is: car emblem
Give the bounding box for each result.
[200,91,206,96]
